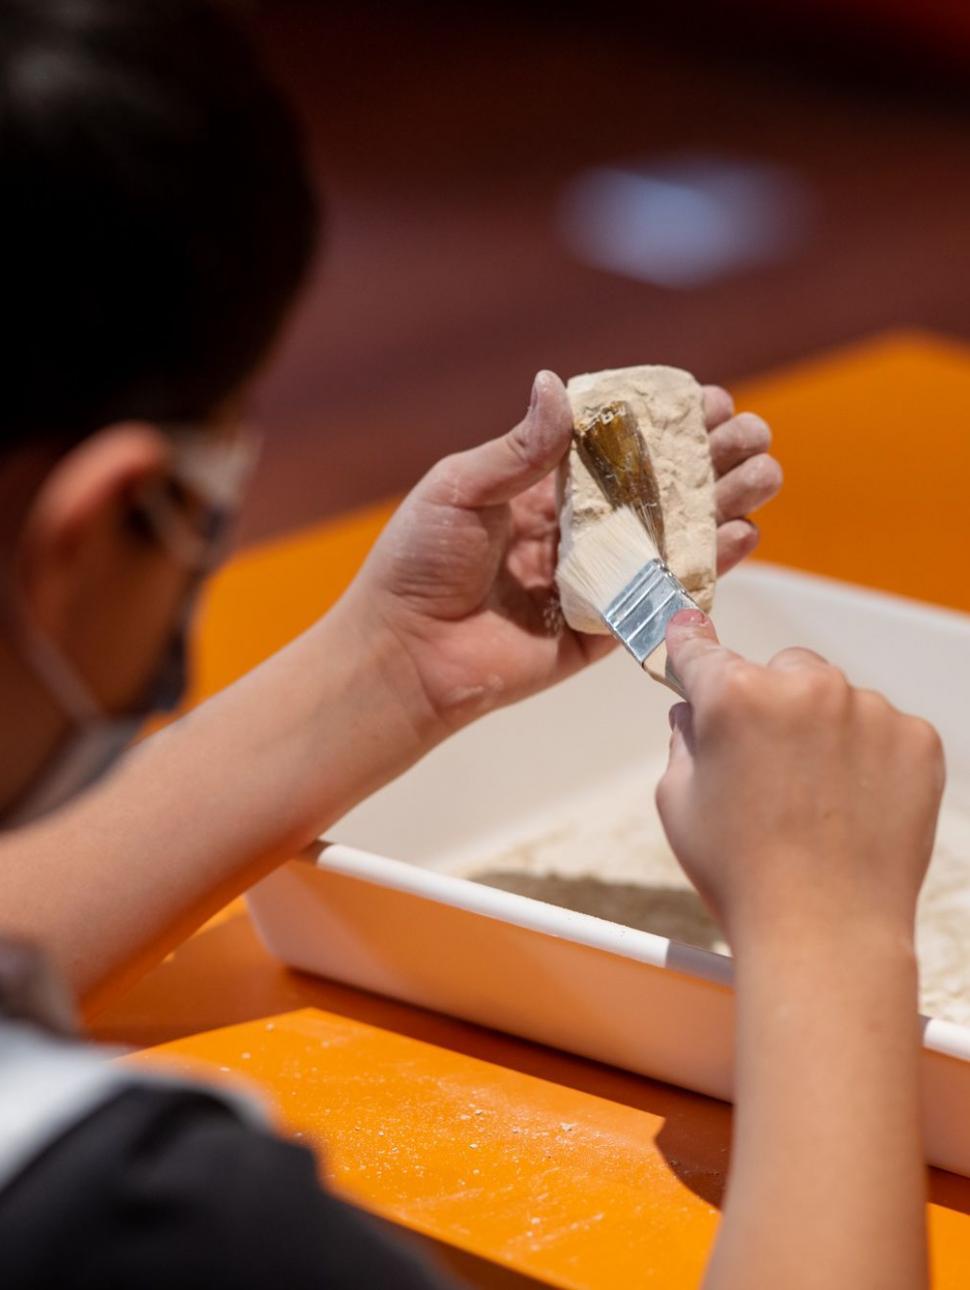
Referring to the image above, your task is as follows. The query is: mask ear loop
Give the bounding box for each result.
[6,605,103,725]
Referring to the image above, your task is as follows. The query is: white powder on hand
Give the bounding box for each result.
[445,764,970,1029]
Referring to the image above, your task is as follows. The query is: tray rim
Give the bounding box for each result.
[299,840,970,1064]
[280,561,970,1070]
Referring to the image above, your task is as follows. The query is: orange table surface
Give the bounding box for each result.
[95,331,970,1288]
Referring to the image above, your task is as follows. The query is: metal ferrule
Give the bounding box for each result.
[602,559,697,665]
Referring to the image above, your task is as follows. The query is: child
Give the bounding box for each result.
[0,2,936,1288]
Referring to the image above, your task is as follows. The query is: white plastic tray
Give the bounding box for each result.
[248,564,970,1177]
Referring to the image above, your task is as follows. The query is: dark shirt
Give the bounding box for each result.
[2,1082,454,1288]
[0,940,455,1289]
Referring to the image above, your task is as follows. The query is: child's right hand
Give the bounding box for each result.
[657,611,945,952]
[663,610,937,1290]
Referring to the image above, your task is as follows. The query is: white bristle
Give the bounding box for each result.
[557,506,660,619]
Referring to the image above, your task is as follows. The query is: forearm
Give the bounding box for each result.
[0,596,438,1009]
[705,919,927,1290]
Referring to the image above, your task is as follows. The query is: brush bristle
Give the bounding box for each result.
[557,506,660,618]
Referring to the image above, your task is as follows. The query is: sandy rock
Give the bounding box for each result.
[556,365,716,639]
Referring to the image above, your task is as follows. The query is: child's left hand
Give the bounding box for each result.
[348,370,781,739]
[6,372,779,999]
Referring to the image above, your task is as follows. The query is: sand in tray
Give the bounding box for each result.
[444,765,970,1030]
[918,803,970,1026]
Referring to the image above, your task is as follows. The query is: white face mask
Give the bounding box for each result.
[2,429,259,829]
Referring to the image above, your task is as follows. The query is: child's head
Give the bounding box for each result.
[0,0,318,821]
[1,0,317,454]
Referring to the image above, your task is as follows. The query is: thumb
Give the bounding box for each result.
[432,370,573,509]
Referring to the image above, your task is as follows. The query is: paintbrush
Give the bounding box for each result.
[558,402,697,694]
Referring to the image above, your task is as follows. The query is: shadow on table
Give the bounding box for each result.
[90,906,970,1220]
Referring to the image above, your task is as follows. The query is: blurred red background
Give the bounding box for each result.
[239,1,970,543]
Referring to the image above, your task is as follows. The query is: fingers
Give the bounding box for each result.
[665,610,741,700]
[709,412,772,476]
[431,370,573,510]
[706,399,779,576]
[702,385,734,430]
[716,518,760,576]
[667,701,696,758]
[715,452,783,525]
[768,646,833,672]
[657,702,695,821]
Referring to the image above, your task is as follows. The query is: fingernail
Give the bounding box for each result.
[739,411,768,431]
[529,372,543,412]
[672,609,708,627]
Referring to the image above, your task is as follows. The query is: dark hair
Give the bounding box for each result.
[0,0,318,450]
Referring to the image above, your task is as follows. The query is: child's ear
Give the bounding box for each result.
[16,422,172,630]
